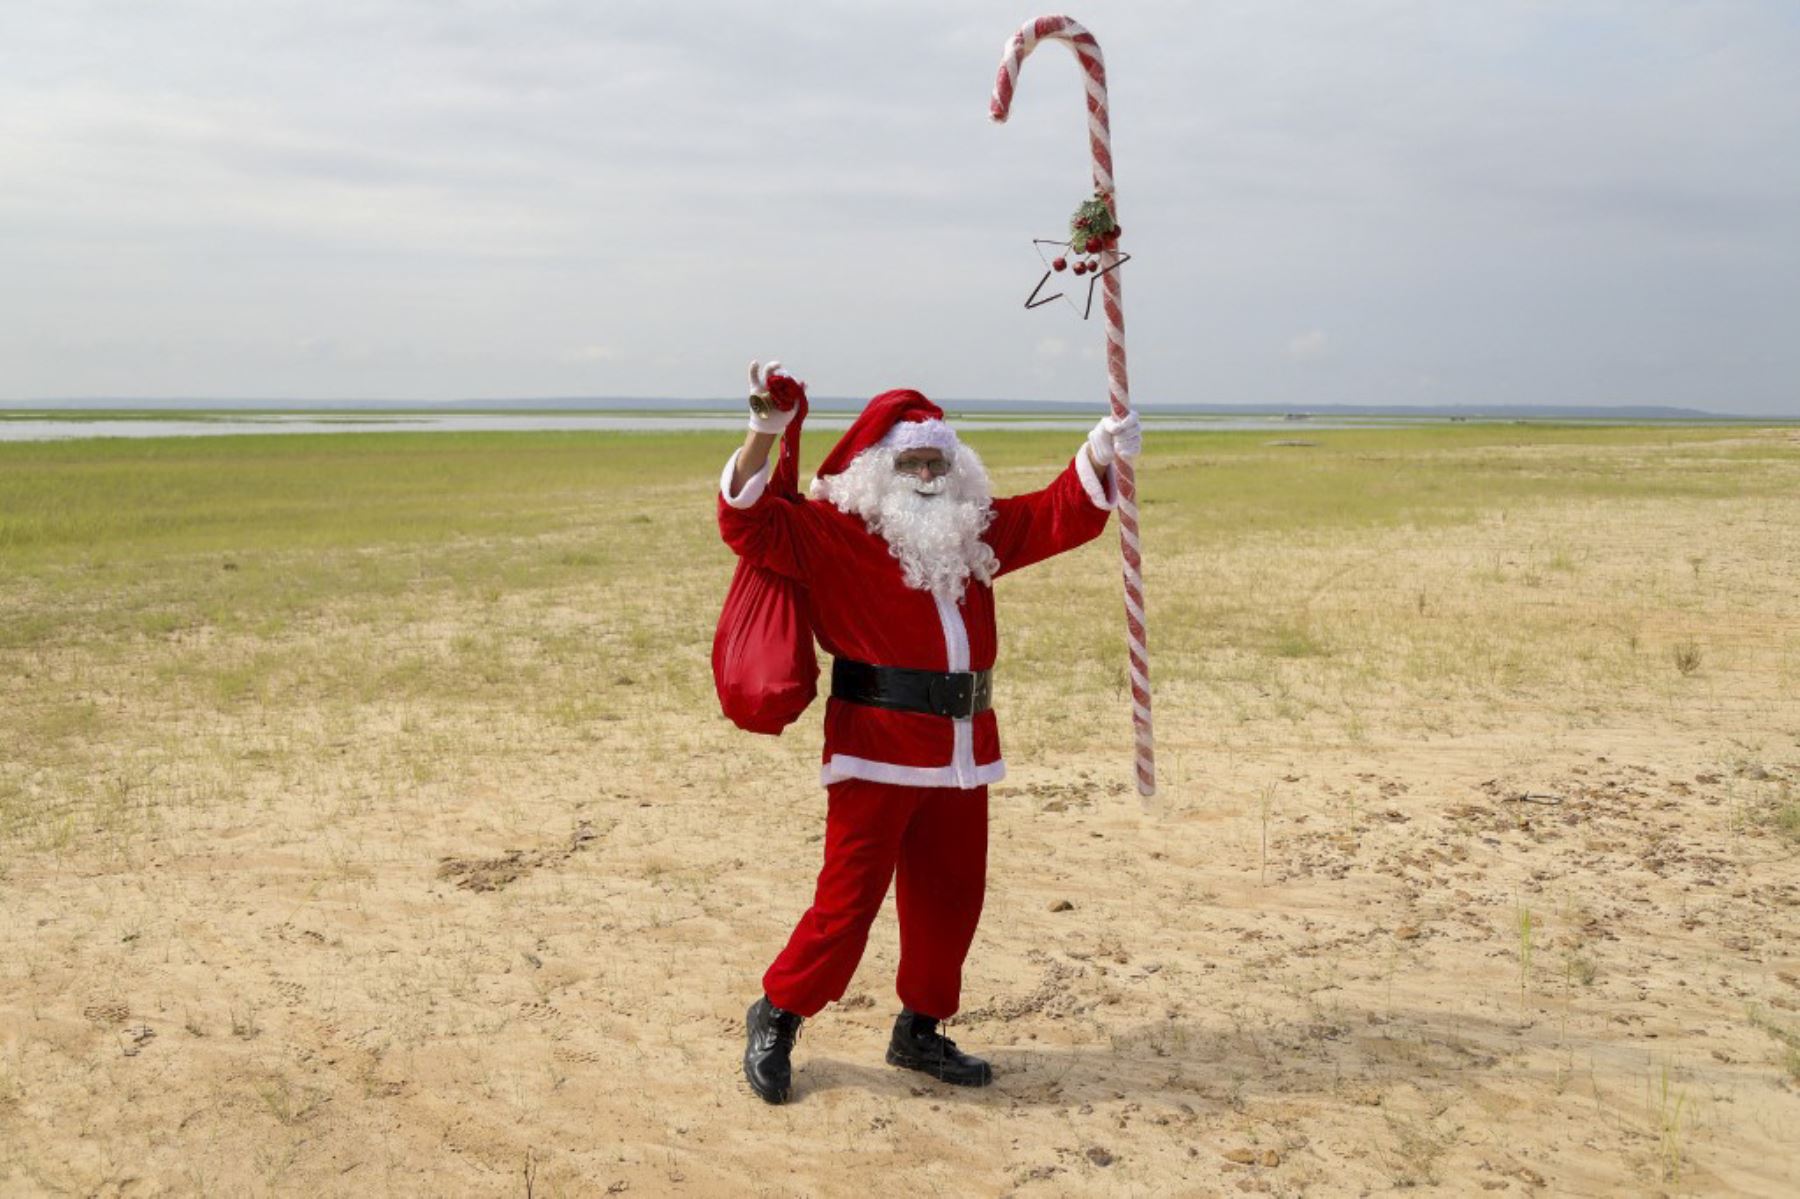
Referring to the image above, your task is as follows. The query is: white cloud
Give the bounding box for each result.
[1286,330,1330,362]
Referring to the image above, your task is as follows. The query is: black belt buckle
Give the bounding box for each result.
[830,657,992,719]
[929,672,974,718]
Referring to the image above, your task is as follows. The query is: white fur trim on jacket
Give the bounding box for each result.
[1075,446,1121,510]
[821,753,1007,789]
[721,448,773,509]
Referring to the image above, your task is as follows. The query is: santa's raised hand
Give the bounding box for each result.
[1084,409,1142,471]
[748,358,806,434]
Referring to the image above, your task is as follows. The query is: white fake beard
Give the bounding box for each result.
[821,445,1001,604]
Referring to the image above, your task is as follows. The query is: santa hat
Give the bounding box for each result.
[809,388,958,497]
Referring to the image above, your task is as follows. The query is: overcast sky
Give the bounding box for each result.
[3,1,1796,412]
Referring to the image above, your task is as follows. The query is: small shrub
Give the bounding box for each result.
[1767,783,1799,845]
[1672,639,1702,675]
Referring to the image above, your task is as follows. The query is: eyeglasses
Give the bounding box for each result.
[893,455,951,478]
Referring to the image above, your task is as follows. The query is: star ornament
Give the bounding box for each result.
[1023,190,1131,319]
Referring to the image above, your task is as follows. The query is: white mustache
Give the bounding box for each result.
[817,441,1000,602]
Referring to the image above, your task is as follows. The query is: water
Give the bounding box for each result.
[0,411,1412,442]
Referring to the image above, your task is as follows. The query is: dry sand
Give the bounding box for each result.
[3,435,1798,1196]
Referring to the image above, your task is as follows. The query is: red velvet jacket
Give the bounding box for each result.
[717,447,1117,788]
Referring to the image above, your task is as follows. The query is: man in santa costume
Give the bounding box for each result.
[718,359,1141,1105]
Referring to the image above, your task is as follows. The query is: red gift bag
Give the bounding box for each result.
[712,394,818,734]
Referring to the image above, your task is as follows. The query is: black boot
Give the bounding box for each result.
[743,995,805,1104]
[885,1008,993,1087]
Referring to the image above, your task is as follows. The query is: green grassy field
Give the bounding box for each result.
[3,423,1791,692]
[6,423,1784,561]
[4,423,1795,784]
[4,422,1785,620]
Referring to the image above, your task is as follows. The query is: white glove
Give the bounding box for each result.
[1085,409,1142,468]
[747,358,802,434]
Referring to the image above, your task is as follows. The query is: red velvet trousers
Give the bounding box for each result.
[762,778,989,1020]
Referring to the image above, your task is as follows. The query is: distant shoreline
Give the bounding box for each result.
[1,399,1794,423]
[4,409,1796,445]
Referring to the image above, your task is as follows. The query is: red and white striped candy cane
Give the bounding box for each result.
[991,15,1156,798]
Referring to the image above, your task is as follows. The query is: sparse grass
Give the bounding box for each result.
[255,1076,327,1127]
[1647,1058,1690,1185]
[1747,1004,1800,1083]
[1545,542,1582,573]
[1381,1112,1458,1188]
[1268,621,1328,659]
[229,1004,262,1040]
[1731,774,1800,846]
[1764,782,1800,846]
[1672,638,1703,676]
[1258,781,1276,885]
[1615,617,1642,655]
[1516,902,1536,1011]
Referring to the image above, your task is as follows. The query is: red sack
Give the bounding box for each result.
[712,392,818,734]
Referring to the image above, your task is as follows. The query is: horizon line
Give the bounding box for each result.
[3,396,1794,420]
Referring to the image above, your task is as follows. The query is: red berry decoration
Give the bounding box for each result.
[1052,257,1067,272]
[1087,258,1100,272]
[1072,261,1087,275]
[1111,226,1123,241]
[1070,193,1115,253]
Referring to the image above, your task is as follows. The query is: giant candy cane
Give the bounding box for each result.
[991,15,1156,798]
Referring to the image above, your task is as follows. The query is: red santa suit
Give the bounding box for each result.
[717,390,1119,1020]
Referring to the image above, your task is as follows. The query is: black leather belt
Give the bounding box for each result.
[831,657,993,719]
